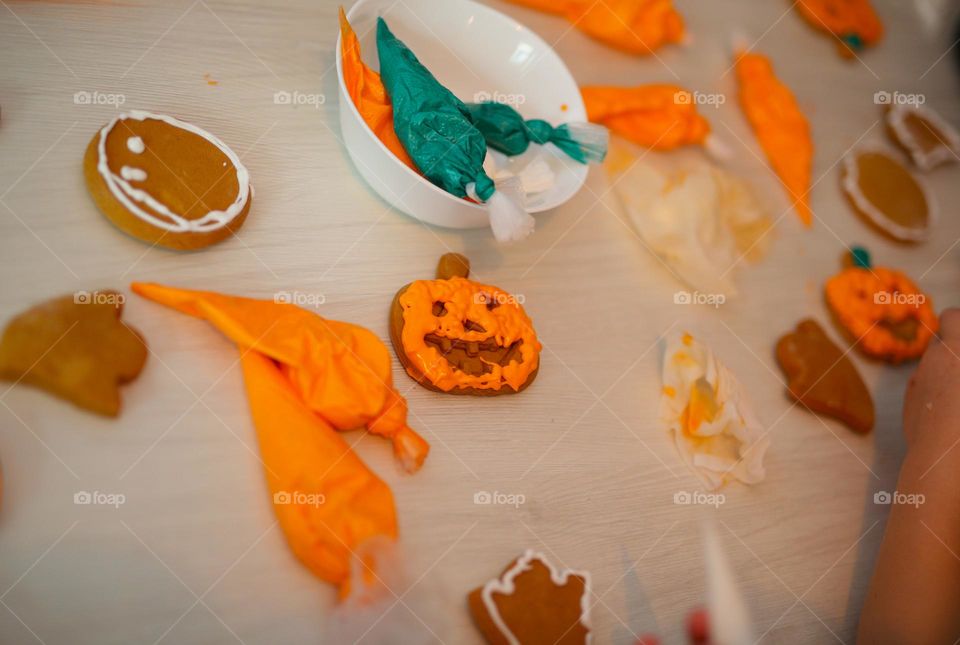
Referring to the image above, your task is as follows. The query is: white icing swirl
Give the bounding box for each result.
[96,111,250,233]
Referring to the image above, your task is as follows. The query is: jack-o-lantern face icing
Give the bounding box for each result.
[825,253,937,363]
[389,254,540,395]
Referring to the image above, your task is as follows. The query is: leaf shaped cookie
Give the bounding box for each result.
[776,319,874,433]
[468,550,591,645]
[0,291,147,416]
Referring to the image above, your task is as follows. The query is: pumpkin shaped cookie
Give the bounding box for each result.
[825,250,937,363]
[389,254,540,395]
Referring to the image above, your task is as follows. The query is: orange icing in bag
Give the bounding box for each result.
[505,0,684,55]
[735,52,813,227]
[582,85,713,151]
[339,8,418,172]
[131,282,429,590]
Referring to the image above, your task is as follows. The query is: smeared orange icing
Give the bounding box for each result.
[399,277,540,392]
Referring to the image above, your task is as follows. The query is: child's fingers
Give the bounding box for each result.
[903,308,960,451]
[937,308,960,343]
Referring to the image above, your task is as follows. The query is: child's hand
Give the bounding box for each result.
[859,308,960,644]
[902,308,960,457]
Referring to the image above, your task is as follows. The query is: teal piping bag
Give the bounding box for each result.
[376,17,533,242]
[465,101,608,164]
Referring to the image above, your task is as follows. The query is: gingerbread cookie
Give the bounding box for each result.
[83,111,252,250]
[389,254,540,395]
[885,104,960,172]
[468,550,591,645]
[841,148,933,242]
[0,291,147,416]
[776,319,874,433]
[825,250,937,363]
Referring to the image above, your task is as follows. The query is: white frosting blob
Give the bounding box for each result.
[127,136,145,154]
[120,166,147,182]
[96,111,250,233]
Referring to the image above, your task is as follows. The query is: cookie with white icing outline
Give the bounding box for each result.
[885,104,960,172]
[468,550,591,645]
[841,147,934,243]
[83,111,252,250]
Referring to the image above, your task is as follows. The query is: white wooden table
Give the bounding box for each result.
[1,1,958,643]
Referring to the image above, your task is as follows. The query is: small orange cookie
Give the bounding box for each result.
[825,263,937,363]
[0,291,147,416]
[468,550,591,645]
[776,319,874,433]
[83,111,252,250]
[389,254,540,395]
[841,148,934,242]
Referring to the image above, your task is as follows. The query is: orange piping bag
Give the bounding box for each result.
[130,282,429,472]
[339,7,419,173]
[241,349,396,591]
[504,0,684,55]
[795,0,882,58]
[735,52,814,227]
[581,84,712,151]
[131,283,430,590]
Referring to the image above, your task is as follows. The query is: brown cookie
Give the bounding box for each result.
[776,319,874,433]
[885,104,960,172]
[0,291,147,416]
[389,254,540,395]
[468,550,591,645]
[840,148,933,243]
[83,111,252,250]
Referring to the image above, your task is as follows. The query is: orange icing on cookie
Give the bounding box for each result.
[825,266,937,362]
[399,277,540,392]
[795,0,882,57]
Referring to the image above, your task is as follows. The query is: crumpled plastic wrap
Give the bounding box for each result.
[660,332,769,490]
[608,149,772,297]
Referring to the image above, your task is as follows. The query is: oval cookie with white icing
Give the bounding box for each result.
[83,111,252,250]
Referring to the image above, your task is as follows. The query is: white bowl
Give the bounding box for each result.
[336,0,588,229]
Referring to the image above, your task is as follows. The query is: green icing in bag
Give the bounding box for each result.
[376,17,533,242]
[465,101,608,164]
